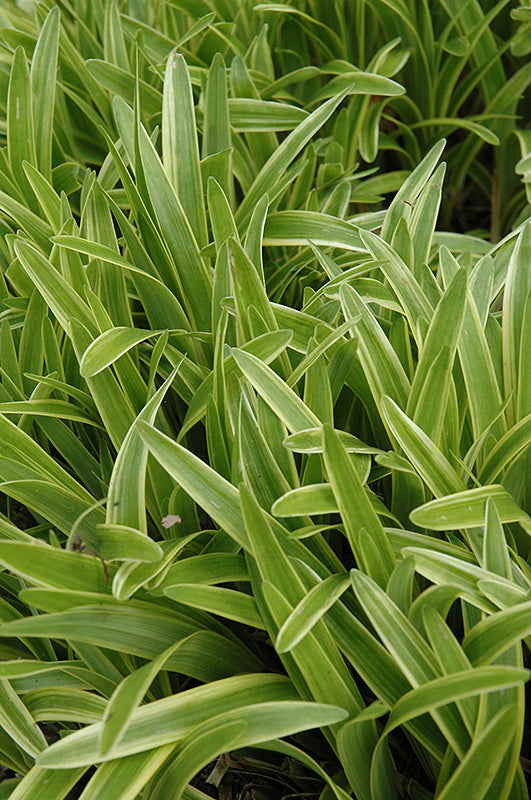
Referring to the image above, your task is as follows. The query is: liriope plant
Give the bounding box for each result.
[0,3,528,800]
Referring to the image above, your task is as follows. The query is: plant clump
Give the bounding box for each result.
[0,1,528,799]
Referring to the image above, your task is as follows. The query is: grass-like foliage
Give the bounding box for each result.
[0,1,528,799]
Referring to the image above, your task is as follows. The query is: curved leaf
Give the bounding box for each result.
[80,328,164,378]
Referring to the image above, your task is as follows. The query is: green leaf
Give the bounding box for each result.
[340,284,410,410]
[244,192,269,281]
[76,746,175,800]
[350,570,439,686]
[164,584,265,628]
[456,279,505,442]
[70,319,137,449]
[51,234,141,272]
[228,238,286,359]
[14,239,95,336]
[517,291,531,420]
[0,678,47,757]
[208,179,238,250]
[238,393,294,514]
[478,580,528,611]
[228,98,308,130]
[86,59,161,115]
[350,570,470,758]
[203,53,231,157]
[463,602,531,666]
[381,395,465,496]
[0,541,107,593]
[162,51,207,247]
[381,140,446,241]
[0,607,259,682]
[272,303,326,353]
[409,161,446,274]
[341,704,396,800]
[157,553,248,591]
[107,368,179,532]
[370,669,528,800]
[129,99,212,331]
[236,85,352,227]
[384,667,529,735]
[407,268,466,421]
[104,0,129,71]
[283,428,382,454]
[94,524,162,562]
[274,490,393,530]
[80,327,163,378]
[479,414,531,485]
[84,180,133,330]
[232,348,321,432]
[359,229,432,344]
[241,486,307,609]
[287,316,360,389]
[273,481,375,518]
[275,574,350,652]
[6,766,86,800]
[8,46,36,200]
[242,485,366,725]
[137,420,248,548]
[483,499,512,579]
[264,211,365,251]
[31,7,60,182]
[23,162,61,231]
[310,71,405,103]
[436,706,519,800]
[401,547,509,613]
[99,640,187,756]
[52,232,192,334]
[150,702,347,800]
[0,400,99,426]
[17,590,117,615]
[0,480,104,550]
[25,688,106,724]
[36,674,296,767]
[409,346,454,444]
[0,409,96,502]
[410,486,531,530]
[19,289,46,396]
[413,117,499,145]
[422,608,479,734]
[0,192,52,251]
[322,426,395,585]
